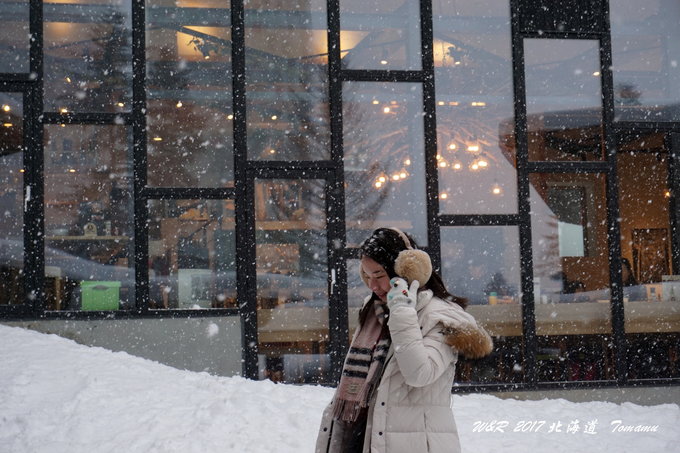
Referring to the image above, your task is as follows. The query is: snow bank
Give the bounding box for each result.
[1,325,679,453]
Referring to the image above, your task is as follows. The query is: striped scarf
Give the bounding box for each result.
[333,302,391,423]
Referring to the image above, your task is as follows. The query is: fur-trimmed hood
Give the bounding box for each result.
[415,290,494,359]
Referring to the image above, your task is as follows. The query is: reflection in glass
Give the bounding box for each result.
[44,125,134,311]
[529,173,613,381]
[441,226,521,306]
[148,199,236,310]
[146,1,233,187]
[255,179,329,384]
[0,93,23,305]
[340,0,421,70]
[530,174,614,381]
[530,173,610,306]
[524,39,603,161]
[0,0,29,73]
[44,0,132,113]
[434,0,517,214]
[616,130,679,378]
[343,82,426,246]
[610,0,680,121]
[245,1,330,161]
[441,226,522,384]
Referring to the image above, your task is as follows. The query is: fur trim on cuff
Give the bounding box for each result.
[443,325,494,359]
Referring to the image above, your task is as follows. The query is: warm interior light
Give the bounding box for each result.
[65,77,72,83]
[471,101,486,107]
[271,115,278,120]
[440,192,448,200]
[68,169,76,173]
[478,159,488,168]
[374,181,383,188]
[467,145,480,153]
[3,123,12,128]
[452,162,462,170]
[448,101,459,106]
[378,176,386,183]
[438,160,448,168]
[372,100,380,105]
[436,154,442,161]
[153,137,163,142]
[380,60,388,65]
[404,159,411,166]
[448,143,456,150]
[176,101,183,108]
[492,184,502,195]
[383,107,391,114]
[593,71,601,76]
[392,174,400,181]
[269,149,276,154]
[19,169,25,173]
[665,190,672,198]
[437,101,445,106]
[227,114,234,120]
[2,104,10,112]
[470,162,480,171]
[59,107,68,114]
[399,171,407,178]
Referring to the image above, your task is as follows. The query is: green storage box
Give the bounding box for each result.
[81,281,121,311]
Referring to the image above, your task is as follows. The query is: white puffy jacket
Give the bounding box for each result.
[316,289,493,453]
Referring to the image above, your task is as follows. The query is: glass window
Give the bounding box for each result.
[616,130,679,379]
[44,0,132,113]
[343,82,427,246]
[146,0,233,187]
[524,39,603,161]
[434,0,517,214]
[0,0,29,73]
[147,199,235,310]
[441,226,522,384]
[340,0,421,70]
[441,226,521,306]
[255,178,329,384]
[245,1,330,161]
[530,173,613,382]
[44,125,134,311]
[610,0,680,122]
[0,93,23,306]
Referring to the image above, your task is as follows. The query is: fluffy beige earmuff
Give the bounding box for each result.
[391,228,432,285]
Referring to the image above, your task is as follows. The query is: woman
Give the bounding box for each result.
[316,227,493,453]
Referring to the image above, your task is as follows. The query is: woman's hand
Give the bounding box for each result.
[387,277,419,311]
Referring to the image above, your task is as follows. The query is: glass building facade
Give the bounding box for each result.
[1,0,679,389]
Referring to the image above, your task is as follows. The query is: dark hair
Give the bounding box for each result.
[358,228,467,327]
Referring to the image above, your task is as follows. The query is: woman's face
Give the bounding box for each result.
[361,256,391,303]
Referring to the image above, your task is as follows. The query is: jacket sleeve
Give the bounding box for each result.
[387,305,455,388]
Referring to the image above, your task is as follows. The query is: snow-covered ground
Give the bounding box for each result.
[1,324,679,453]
